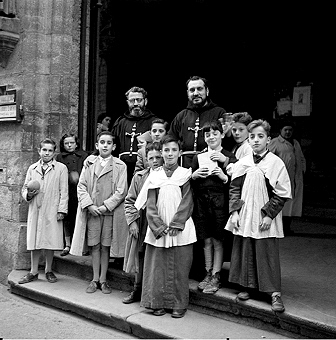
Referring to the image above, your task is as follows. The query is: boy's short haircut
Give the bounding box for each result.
[232,112,253,126]
[59,133,80,152]
[161,135,181,150]
[145,141,161,156]
[247,119,271,136]
[96,131,115,143]
[40,138,57,151]
[151,118,169,131]
[202,120,223,136]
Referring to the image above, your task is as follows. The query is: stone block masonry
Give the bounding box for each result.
[0,0,84,284]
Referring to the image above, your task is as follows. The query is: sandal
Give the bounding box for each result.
[60,246,70,257]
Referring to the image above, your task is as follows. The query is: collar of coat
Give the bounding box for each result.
[32,158,57,170]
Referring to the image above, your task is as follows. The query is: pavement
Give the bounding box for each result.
[0,283,136,339]
[6,217,336,339]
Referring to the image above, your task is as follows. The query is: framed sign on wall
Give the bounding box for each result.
[293,86,311,116]
[0,86,22,122]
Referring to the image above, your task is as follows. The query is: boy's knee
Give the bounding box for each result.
[91,243,101,251]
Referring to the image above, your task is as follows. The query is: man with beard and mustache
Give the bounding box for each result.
[111,86,157,186]
[168,76,233,282]
[168,76,233,169]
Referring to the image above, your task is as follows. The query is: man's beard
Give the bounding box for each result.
[130,107,145,117]
[189,96,207,109]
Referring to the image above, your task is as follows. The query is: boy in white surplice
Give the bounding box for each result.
[225,119,291,313]
[135,135,197,319]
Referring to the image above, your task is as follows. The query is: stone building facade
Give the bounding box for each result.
[0,0,89,283]
[0,0,334,284]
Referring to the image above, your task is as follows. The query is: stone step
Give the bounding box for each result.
[8,269,292,340]
[8,253,336,339]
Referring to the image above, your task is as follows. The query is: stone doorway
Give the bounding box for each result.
[96,0,335,223]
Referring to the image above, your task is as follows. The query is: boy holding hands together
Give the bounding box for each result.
[71,131,127,294]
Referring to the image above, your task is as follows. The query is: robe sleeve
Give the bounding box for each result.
[169,180,194,230]
[261,193,288,219]
[124,175,141,226]
[228,175,245,213]
[134,149,145,174]
[168,111,183,140]
[77,165,94,209]
[58,165,69,214]
[103,162,128,212]
[146,188,168,239]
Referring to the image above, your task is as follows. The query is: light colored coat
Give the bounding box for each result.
[70,155,128,257]
[268,135,306,216]
[22,159,68,250]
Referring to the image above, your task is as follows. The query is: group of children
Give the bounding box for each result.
[19,113,292,318]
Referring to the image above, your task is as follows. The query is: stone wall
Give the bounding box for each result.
[0,0,83,284]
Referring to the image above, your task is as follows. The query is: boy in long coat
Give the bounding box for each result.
[70,132,128,294]
[19,138,68,284]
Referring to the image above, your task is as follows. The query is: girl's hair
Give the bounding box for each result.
[96,131,115,143]
[59,133,80,152]
[202,120,223,136]
[247,119,271,136]
[145,141,161,156]
[39,138,56,151]
[151,118,169,131]
[160,134,181,150]
[232,112,253,126]
[97,112,111,124]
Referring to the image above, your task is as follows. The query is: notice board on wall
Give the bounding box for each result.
[293,86,311,116]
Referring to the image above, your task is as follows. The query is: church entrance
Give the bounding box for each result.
[94,0,335,222]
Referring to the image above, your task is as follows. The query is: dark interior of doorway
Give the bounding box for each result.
[103,0,332,128]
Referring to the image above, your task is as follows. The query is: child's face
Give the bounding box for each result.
[147,150,163,170]
[162,141,181,167]
[39,143,56,163]
[150,123,166,142]
[232,122,249,144]
[63,136,77,153]
[204,128,223,150]
[102,116,111,128]
[95,134,115,158]
[248,126,270,154]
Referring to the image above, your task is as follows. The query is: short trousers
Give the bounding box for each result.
[87,214,113,247]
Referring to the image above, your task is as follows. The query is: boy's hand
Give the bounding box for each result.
[157,226,169,239]
[231,211,240,230]
[192,167,209,179]
[129,221,139,238]
[88,205,102,216]
[98,205,107,214]
[211,167,228,183]
[260,216,272,231]
[168,228,178,236]
[27,189,39,199]
[137,140,146,149]
[57,212,65,221]
[210,151,226,163]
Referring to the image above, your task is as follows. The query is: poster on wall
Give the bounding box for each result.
[276,100,292,118]
[293,86,311,116]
